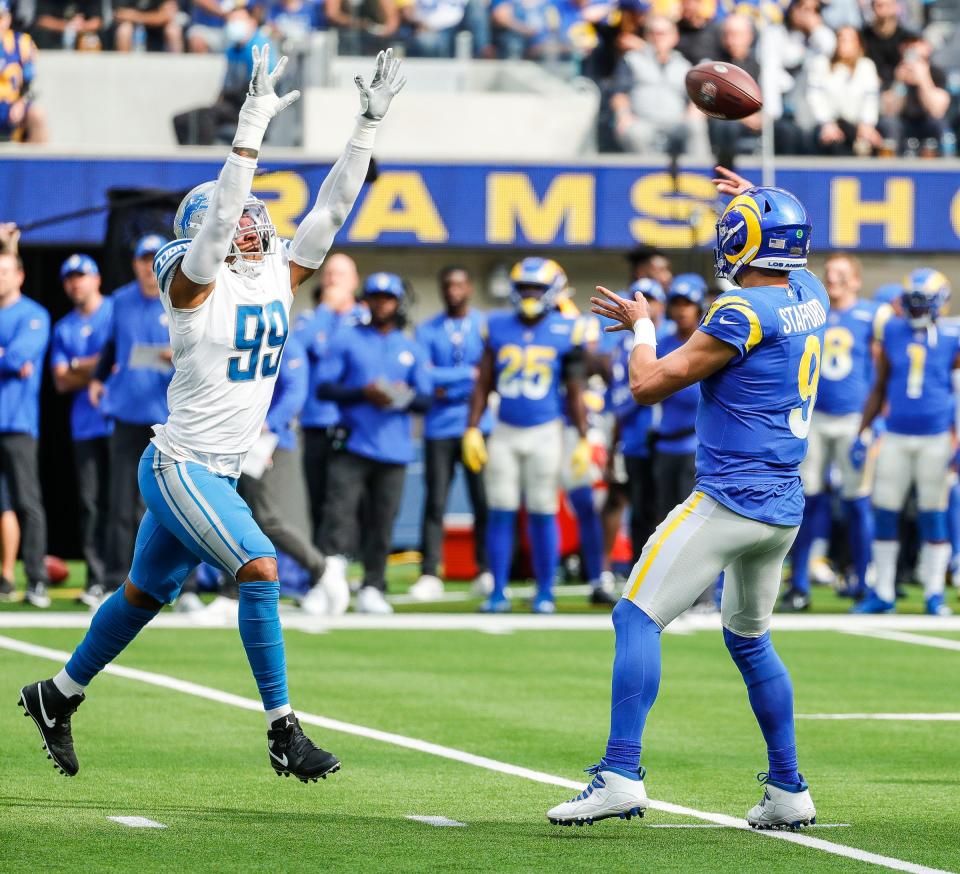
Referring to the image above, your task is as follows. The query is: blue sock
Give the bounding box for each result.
[789,494,825,595]
[65,585,159,686]
[486,509,516,600]
[843,497,874,591]
[605,599,661,772]
[949,483,960,560]
[569,486,605,585]
[723,628,799,785]
[527,512,559,599]
[238,582,288,711]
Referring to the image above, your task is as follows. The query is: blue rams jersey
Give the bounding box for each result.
[0,296,49,438]
[321,324,432,464]
[0,30,36,138]
[882,316,960,436]
[817,300,878,416]
[486,310,586,428]
[656,332,699,455]
[101,281,173,427]
[265,332,308,453]
[416,309,492,439]
[50,298,114,441]
[695,269,829,526]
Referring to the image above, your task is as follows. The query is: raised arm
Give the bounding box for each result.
[168,45,300,310]
[288,50,406,293]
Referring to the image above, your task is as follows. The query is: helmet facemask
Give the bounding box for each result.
[512,284,551,319]
[227,202,277,279]
[902,289,946,329]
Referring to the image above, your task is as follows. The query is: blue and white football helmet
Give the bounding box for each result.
[714,187,811,285]
[509,257,567,319]
[623,277,666,305]
[901,268,950,328]
[362,271,405,298]
[174,181,277,279]
[667,273,707,308]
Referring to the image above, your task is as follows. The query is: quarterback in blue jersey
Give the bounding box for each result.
[549,182,826,830]
[784,253,880,610]
[852,269,959,616]
[463,257,591,614]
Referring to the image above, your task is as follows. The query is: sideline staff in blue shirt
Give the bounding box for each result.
[90,233,172,591]
[411,266,490,598]
[50,254,113,604]
[0,247,50,605]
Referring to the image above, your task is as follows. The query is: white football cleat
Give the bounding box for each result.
[320,555,351,616]
[547,765,648,826]
[201,594,240,621]
[471,571,494,597]
[173,591,204,613]
[409,574,444,602]
[355,585,393,614]
[299,584,329,616]
[747,775,816,830]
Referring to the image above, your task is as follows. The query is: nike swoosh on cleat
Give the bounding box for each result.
[37,683,56,729]
[269,749,288,767]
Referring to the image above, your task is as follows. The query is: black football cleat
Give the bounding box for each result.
[18,679,84,776]
[777,587,811,613]
[267,713,340,783]
[589,586,617,607]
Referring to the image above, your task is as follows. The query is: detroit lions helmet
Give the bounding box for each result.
[714,187,811,285]
[509,257,567,319]
[901,268,950,328]
[174,181,277,279]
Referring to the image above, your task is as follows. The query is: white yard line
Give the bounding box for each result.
[841,629,960,652]
[405,815,467,827]
[106,816,166,829]
[0,633,952,874]
[798,713,960,721]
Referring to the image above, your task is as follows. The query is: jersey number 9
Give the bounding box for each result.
[789,334,822,440]
[228,301,289,382]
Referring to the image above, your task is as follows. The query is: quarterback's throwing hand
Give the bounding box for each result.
[590,286,650,332]
[355,48,407,121]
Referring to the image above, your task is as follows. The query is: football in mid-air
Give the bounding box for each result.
[685,61,762,120]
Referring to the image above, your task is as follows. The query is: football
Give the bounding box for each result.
[685,61,762,120]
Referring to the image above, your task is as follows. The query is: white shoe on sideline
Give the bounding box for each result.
[77,584,106,609]
[547,764,648,826]
[24,582,51,609]
[203,595,239,621]
[747,776,816,830]
[299,584,329,616]
[320,555,351,616]
[409,574,444,602]
[471,571,494,597]
[355,585,393,614]
[174,591,204,613]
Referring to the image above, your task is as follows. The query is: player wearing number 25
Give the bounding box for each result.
[19,47,405,783]
[549,186,828,830]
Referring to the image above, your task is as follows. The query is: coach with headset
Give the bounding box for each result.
[313,272,432,616]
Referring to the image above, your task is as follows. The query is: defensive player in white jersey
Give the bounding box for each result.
[18,46,405,781]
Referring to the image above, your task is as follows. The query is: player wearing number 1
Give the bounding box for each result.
[18,46,405,780]
[547,181,828,830]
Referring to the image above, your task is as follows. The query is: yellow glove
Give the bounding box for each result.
[462,427,488,473]
[571,436,593,479]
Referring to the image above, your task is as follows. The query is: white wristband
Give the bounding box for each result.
[351,115,380,149]
[633,318,657,349]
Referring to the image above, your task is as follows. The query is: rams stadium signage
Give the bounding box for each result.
[2,156,954,251]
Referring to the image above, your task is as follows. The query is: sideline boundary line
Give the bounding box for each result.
[798,713,960,721]
[841,629,960,652]
[0,633,952,874]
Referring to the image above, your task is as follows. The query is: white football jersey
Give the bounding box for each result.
[151,239,294,476]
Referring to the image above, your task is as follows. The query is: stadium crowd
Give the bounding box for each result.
[2,0,960,156]
[0,217,957,618]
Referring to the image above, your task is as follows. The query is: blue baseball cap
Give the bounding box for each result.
[60,253,99,281]
[134,234,168,259]
[362,272,405,299]
[668,273,707,306]
[625,277,665,305]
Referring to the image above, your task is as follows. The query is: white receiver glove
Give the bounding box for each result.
[233,44,301,152]
[354,48,406,122]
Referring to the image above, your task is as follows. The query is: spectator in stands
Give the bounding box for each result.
[324,0,398,54]
[51,255,114,608]
[296,252,364,551]
[315,272,432,616]
[263,0,325,43]
[188,0,229,52]
[398,0,466,56]
[89,234,173,594]
[675,0,720,64]
[491,0,548,59]
[861,0,914,89]
[0,245,50,607]
[706,13,762,164]
[112,0,184,52]
[879,35,950,154]
[807,25,882,154]
[410,266,491,602]
[0,1,46,143]
[610,16,703,155]
[32,0,103,50]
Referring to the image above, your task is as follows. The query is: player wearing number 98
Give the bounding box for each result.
[548,184,827,831]
[463,257,592,615]
[852,269,959,617]
[18,46,405,782]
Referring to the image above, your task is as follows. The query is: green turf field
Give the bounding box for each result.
[1,620,958,873]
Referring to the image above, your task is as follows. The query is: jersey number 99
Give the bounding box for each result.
[789,334,822,439]
[497,344,556,400]
[228,301,289,382]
